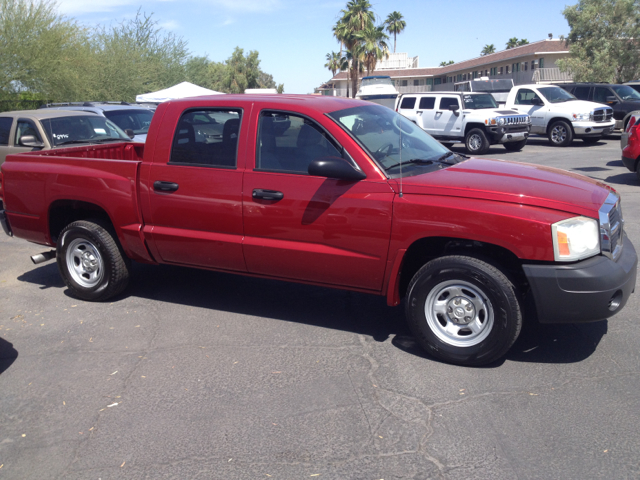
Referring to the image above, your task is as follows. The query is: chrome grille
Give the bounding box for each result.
[599,192,624,261]
[499,115,530,125]
[592,108,614,123]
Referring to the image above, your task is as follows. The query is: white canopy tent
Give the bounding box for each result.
[136,82,223,103]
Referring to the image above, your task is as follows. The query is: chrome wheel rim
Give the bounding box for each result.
[424,280,494,347]
[66,238,104,288]
[551,125,567,144]
[468,134,482,151]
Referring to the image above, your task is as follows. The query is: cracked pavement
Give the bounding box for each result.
[1,136,639,479]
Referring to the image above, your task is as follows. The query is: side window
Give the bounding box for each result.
[15,120,42,146]
[438,97,460,110]
[573,86,591,100]
[170,109,242,168]
[399,97,416,109]
[418,97,435,109]
[256,111,342,174]
[0,117,12,146]
[514,89,541,105]
[593,87,613,103]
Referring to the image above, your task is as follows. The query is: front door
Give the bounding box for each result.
[433,97,464,137]
[242,110,394,291]
[512,88,546,131]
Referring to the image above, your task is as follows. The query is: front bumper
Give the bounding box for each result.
[0,208,12,237]
[572,120,615,136]
[522,235,637,323]
[488,126,531,144]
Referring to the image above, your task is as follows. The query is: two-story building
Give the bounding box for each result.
[319,38,571,97]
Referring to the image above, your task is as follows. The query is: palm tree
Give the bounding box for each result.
[506,37,519,49]
[325,52,342,77]
[481,44,496,56]
[384,11,406,53]
[439,60,454,66]
[517,38,529,47]
[337,0,375,97]
[356,24,389,75]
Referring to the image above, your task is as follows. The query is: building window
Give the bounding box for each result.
[539,58,545,68]
[523,62,528,71]
[399,80,408,87]
[426,78,433,86]
[413,79,423,86]
[506,65,510,74]
[499,67,503,75]
[434,78,441,85]
[531,60,535,70]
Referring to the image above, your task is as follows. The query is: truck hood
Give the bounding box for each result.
[545,99,609,113]
[395,157,612,217]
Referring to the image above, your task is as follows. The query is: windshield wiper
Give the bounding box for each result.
[384,158,435,171]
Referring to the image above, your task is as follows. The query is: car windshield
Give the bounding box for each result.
[103,109,154,135]
[327,104,463,178]
[41,115,130,146]
[537,87,577,103]
[611,85,640,101]
[461,94,498,109]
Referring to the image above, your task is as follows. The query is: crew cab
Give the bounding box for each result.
[0,95,636,366]
[397,92,531,154]
[506,85,615,146]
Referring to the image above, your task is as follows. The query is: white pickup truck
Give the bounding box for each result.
[396,91,531,154]
[505,84,615,146]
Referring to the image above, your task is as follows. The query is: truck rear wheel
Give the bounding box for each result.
[56,220,130,301]
[503,139,527,151]
[464,128,491,155]
[548,120,573,146]
[405,255,522,366]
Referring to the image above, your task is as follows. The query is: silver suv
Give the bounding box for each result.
[39,102,155,142]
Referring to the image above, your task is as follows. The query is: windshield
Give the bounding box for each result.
[103,109,154,135]
[462,94,498,109]
[327,104,461,178]
[41,115,130,146]
[610,85,640,101]
[361,77,394,87]
[537,87,577,103]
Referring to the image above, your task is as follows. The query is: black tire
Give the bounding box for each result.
[464,128,491,155]
[503,139,528,151]
[635,163,640,183]
[405,255,522,366]
[582,137,601,145]
[56,220,130,301]
[547,120,573,146]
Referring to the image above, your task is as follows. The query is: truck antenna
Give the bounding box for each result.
[399,119,403,198]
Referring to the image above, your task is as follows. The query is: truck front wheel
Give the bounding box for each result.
[464,128,490,155]
[405,255,522,366]
[56,220,130,301]
[548,120,573,146]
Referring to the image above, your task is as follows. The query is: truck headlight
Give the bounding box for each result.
[497,117,506,126]
[571,112,590,122]
[552,216,600,261]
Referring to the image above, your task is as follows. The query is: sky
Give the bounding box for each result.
[57,0,573,94]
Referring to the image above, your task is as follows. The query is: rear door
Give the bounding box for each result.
[416,96,437,133]
[144,107,248,272]
[241,109,393,291]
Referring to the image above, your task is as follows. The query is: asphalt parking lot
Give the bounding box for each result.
[1,134,639,480]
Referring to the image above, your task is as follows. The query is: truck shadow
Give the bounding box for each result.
[18,262,605,367]
[0,337,18,376]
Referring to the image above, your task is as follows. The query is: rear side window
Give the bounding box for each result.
[399,97,416,109]
[0,117,12,146]
[170,109,242,168]
[572,86,591,100]
[418,97,435,109]
[439,97,460,109]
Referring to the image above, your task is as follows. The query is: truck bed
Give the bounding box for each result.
[24,142,145,161]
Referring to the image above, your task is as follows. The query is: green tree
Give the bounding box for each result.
[481,44,496,56]
[356,24,389,75]
[325,51,342,77]
[518,38,529,46]
[557,0,640,83]
[439,60,455,66]
[506,37,519,49]
[384,11,406,53]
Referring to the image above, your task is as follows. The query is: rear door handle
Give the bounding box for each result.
[252,189,283,201]
[154,181,179,192]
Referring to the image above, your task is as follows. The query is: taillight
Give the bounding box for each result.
[627,116,636,133]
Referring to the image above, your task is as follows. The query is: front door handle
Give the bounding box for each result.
[154,181,179,192]
[252,189,284,201]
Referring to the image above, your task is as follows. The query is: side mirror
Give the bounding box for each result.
[124,129,135,139]
[18,135,44,148]
[448,104,460,112]
[308,156,366,181]
[605,96,618,103]
[531,98,544,106]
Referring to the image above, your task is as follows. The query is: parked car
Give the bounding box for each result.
[0,109,132,168]
[1,95,636,366]
[557,83,640,131]
[624,80,640,95]
[622,115,640,179]
[505,85,615,146]
[39,102,155,142]
[396,91,531,154]
[621,113,639,150]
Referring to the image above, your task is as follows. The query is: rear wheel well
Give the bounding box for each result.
[397,237,528,300]
[49,200,114,243]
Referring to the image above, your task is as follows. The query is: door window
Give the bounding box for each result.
[15,120,42,146]
[256,111,342,174]
[593,87,614,103]
[0,117,12,146]
[399,97,416,109]
[438,97,460,110]
[170,109,242,168]
[418,97,435,109]
[514,89,541,105]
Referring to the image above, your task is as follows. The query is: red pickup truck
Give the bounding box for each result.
[0,95,636,366]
